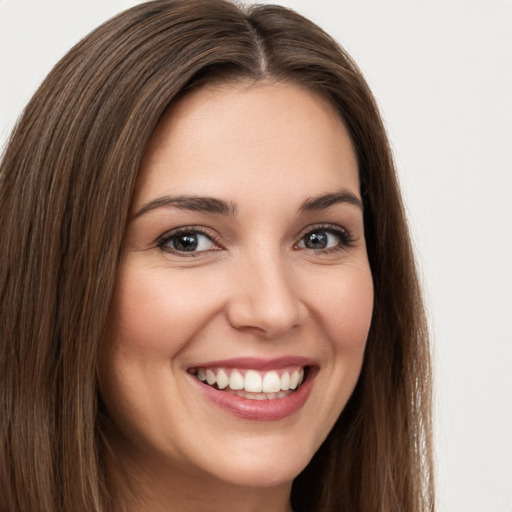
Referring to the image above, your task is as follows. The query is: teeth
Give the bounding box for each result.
[231,390,290,400]
[217,369,229,389]
[194,366,308,396]
[262,371,281,393]
[244,370,262,392]
[280,371,290,390]
[206,369,216,386]
[229,369,244,390]
[289,369,299,390]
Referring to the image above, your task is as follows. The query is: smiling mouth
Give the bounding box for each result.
[189,366,307,400]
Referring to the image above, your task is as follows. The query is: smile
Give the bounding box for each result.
[191,366,306,400]
[188,357,317,420]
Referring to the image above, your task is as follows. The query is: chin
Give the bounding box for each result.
[211,453,309,489]
[190,428,320,489]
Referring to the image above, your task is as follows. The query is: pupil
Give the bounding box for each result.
[306,232,327,249]
[173,233,198,251]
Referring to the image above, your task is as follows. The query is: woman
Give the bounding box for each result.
[0,1,434,511]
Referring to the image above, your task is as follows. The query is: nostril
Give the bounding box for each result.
[226,300,305,339]
[224,260,308,338]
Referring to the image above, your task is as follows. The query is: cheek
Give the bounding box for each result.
[299,263,373,443]
[107,265,221,357]
[310,264,374,353]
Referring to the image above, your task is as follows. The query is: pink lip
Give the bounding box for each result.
[188,356,316,371]
[188,358,318,421]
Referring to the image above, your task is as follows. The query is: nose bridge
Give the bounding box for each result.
[226,245,304,337]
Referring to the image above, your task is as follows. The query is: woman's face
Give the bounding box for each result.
[99,82,373,492]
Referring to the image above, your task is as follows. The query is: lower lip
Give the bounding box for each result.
[191,371,316,421]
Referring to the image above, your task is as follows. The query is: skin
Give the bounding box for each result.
[98,81,374,512]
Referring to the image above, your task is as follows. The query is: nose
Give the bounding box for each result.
[226,251,307,339]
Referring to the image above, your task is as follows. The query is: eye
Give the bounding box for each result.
[296,225,352,252]
[158,230,219,254]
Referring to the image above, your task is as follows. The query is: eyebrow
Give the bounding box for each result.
[134,195,237,218]
[134,188,363,219]
[298,189,363,213]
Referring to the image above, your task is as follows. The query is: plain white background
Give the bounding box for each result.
[1,1,511,510]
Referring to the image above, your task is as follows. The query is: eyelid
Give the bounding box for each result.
[294,223,355,251]
[154,222,354,256]
[156,225,224,253]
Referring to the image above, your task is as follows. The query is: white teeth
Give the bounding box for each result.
[262,371,281,393]
[194,366,308,396]
[280,371,290,390]
[233,389,291,400]
[206,369,216,386]
[244,370,262,392]
[216,369,229,389]
[229,369,244,390]
[289,369,299,390]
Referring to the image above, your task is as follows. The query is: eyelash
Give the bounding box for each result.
[295,223,355,254]
[157,226,222,256]
[156,223,354,256]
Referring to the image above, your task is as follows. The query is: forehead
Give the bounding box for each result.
[133,81,359,210]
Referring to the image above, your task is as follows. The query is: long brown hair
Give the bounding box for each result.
[0,1,434,510]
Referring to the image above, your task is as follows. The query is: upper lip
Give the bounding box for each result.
[188,356,317,371]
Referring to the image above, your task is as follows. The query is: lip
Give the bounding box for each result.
[188,356,316,371]
[187,357,318,421]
